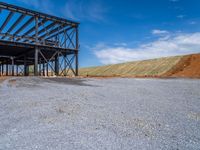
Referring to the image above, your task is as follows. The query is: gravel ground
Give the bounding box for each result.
[0,77,200,150]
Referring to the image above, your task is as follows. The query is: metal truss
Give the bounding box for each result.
[0,2,79,77]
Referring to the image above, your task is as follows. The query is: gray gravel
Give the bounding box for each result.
[0,77,200,150]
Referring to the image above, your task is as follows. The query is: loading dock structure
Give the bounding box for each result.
[0,2,79,76]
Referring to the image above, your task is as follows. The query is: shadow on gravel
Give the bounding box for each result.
[44,78,94,87]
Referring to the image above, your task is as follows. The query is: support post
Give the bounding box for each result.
[26,65,29,76]
[34,47,39,76]
[55,54,59,76]
[46,63,48,76]
[9,65,11,75]
[64,54,67,76]
[39,58,41,76]
[16,65,18,76]
[0,64,2,76]
[1,64,4,75]
[51,61,53,76]
[34,16,39,76]
[43,61,45,76]
[75,52,78,76]
[24,55,29,76]
[6,63,8,76]
[24,57,26,76]
[75,26,79,76]
[0,64,1,76]
[11,57,14,76]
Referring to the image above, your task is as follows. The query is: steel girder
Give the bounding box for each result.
[0,2,79,76]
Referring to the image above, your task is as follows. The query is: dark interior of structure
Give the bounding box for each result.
[0,2,79,76]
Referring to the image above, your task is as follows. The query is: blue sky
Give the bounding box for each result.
[2,0,200,67]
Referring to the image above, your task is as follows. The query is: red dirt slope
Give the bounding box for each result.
[164,54,200,78]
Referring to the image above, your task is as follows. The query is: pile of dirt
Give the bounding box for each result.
[79,55,182,77]
[164,54,200,78]
[79,53,200,79]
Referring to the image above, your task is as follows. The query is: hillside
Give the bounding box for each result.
[79,53,200,78]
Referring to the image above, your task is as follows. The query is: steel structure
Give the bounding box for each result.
[0,2,79,76]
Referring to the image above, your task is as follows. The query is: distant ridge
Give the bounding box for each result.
[79,53,200,78]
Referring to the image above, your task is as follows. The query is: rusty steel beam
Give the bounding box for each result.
[0,11,14,32]
[17,19,48,42]
[47,26,74,41]
[0,33,35,41]
[38,24,64,40]
[14,16,34,35]
[1,14,25,39]
[0,2,79,25]
[23,22,57,43]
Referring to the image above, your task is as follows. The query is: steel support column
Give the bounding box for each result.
[25,65,29,76]
[55,54,59,76]
[11,57,14,76]
[43,61,45,76]
[2,64,4,75]
[34,47,39,76]
[24,56,27,76]
[34,16,39,76]
[6,63,8,76]
[75,27,79,76]
[16,65,18,76]
[50,61,54,76]
[75,52,78,76]
[64,54,67,76]
[1,64,3,76]
[39,58,41,76]
[46,63,48,76]
[0,64,1,76]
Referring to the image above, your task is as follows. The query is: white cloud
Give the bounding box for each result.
[152,29,169,35]
[94,32,200,64]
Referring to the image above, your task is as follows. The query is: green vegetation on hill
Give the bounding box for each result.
[79,56,182,77]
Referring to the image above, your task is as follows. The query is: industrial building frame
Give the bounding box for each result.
[0,2,79,76]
